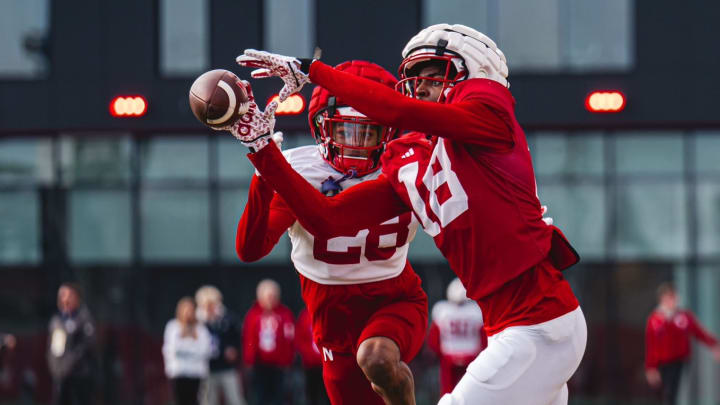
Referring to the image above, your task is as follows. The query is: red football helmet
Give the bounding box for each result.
[308,60,398,177]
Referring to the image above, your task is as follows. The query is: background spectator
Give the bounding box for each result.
[0,334,16,353]
[645,282,720,405]
[428,278,487,396]
[163,297,212,405]
[295,307,329,405]
[242,279,295,405]
[195,285,246,405]
[47,283,97,405]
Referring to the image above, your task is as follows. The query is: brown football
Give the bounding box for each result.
[189,69,250,129]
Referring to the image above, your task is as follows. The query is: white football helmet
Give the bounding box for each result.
[446,277,469,304]
[398,24,509,101]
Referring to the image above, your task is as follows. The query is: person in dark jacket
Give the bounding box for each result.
[195,285,246,405]
[47,283,97,405]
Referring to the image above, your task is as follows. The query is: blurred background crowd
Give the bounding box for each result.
[0,277,488,405]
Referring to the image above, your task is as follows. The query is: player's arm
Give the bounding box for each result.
[248,141,408,239]
[236,174,296,262]
[308,61,513,150]
[237,52,512,150]
[644,317,658,369]
[687,312,719,346]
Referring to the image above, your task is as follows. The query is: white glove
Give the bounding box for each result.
[236,49,312,102]
[228,81,278,152]
[541,205,554,225]
[270,131,284,149]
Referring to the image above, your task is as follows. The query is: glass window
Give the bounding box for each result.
[141,190,210,262]
[220,189,291,263]
[60,135,131,185]
[408,229,445,262]
[695,264,720,402]
[498,0,561,71]
[615,132,684,175]
[159,0,209,76]
[217,137,256,183]
[282,132,316,150]
[616,182,688,259]
[564,0,634,71]
[421,0,634,73]
[0,137,53,185]
[0,0,49,78]
[141,136,208,182]
[697,182,720,258]
[533,132,605,176]
[265,0,315,56]
[69,190,131,262]
[538,184,606,260]
[0,191,39,263]
[422,0,492,36]
[695,131,720,173]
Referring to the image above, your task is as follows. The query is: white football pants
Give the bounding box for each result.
[438,306,587,405]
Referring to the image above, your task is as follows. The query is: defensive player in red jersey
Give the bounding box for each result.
[428,278,487,396]
[234,61,428,405]
[233,23,587,405]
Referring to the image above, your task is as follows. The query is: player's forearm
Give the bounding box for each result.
[248,142,406,238]
[690,317,719,346]
[236,175,288,262]
[309,62,513,149]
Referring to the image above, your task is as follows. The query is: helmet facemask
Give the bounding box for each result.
[313,104,393,177]
[397,53,463,103]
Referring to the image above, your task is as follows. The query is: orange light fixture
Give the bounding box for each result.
[267,93,306,116]
[585,91,625,113]
[110,96,148,117]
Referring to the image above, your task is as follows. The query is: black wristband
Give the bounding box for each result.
[244,132,272,153]
[299,58,315,74]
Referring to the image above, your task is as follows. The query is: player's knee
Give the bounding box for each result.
[356,338,401,384]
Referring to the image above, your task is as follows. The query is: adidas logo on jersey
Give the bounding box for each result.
[401,148,415,159]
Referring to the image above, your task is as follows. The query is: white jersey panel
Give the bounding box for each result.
[283,146,419,285]
[432,300,485,356]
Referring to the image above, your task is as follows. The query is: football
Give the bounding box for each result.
[189,69,250,129]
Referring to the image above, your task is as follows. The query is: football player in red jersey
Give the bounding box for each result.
[428,278,487,396]
[234,61,428,405]
[234,23,586,405]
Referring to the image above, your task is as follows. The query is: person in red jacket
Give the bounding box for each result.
[296,307,330,405]
[428,278,487,396]
[645,282,720,405]
[233,23,586,405]
[241,279,295,405]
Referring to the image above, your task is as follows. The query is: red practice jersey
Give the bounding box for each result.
[295,308,322,368]
[249,61,580,335]
[242,301,295,368]
[237,145,426,355]
[645,309,718,369]
[429,300,486,364]
[429,300,487,394]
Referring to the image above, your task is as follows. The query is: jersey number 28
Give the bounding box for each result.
[312,213,413,264]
